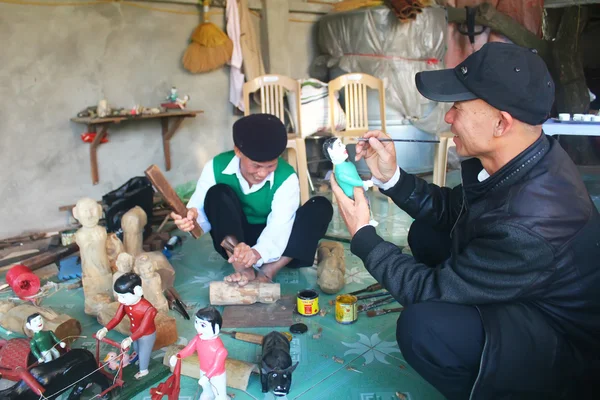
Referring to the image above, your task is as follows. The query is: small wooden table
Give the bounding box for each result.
[71,110,203,184]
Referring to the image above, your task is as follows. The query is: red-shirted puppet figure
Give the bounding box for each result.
[170,306,228,400]
[96,272,157,380]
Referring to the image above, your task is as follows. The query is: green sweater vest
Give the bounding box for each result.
[213,151,295,224]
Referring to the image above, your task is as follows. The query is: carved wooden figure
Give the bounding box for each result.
[72,197,113,316]
[122,206,147,257]
[105,232,125,274]
[316,241,346,294]
[137,254,169,314]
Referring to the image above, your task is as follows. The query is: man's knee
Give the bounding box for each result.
[205,183,236,204]
[300,196,333,221]
[396,303,430,363]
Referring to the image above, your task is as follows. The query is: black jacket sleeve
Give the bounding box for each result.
[382,168,464,232]
[351,223,555,305]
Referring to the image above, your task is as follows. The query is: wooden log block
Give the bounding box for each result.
[0,301,82,343]
[97,303,178,351]
[162,345,259,391]
[144,164,203,239]
[209,281,281,305]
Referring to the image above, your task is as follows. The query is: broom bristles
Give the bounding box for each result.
[182,40,233,73]
[190,22,232,48]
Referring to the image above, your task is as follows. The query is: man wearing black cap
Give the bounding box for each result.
[172,113,333,285]
[331,42,600,399]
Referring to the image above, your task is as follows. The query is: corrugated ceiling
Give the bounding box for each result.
[545,0,600,7]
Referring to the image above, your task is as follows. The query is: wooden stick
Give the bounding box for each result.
[357,138,439,143]
[0,243,79,274]
[144,164,203,239]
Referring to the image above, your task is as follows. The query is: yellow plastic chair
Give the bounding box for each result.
[432,132,456,187]
[243,74,310,205]
[328,73,391,204]
[328,73,387,144]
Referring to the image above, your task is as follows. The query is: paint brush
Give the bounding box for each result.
[328,290,390,306]
[358,296,395,312]
[348,283,382,296]
[366,307,405,317]
[357,138,440,143]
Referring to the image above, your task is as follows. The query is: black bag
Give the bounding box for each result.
[102,176,154,239]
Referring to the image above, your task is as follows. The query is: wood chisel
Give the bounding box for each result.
[220,330,264,345]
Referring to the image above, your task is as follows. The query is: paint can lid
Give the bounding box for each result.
[289,323,308,334]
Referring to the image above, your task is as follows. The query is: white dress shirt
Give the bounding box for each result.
[186,155,300,267]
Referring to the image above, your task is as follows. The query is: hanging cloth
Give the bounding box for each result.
[227,0,245,111]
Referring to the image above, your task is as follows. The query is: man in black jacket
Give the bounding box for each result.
[331,42,600,400]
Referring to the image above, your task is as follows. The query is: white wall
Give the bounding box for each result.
[0,1,319,238]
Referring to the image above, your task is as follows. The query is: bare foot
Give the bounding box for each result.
[224,267,256,286]
[224,266,275,286]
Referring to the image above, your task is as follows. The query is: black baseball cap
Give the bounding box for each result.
[415,42,555,125]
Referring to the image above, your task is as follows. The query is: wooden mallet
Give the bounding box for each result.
[144,164,203,239]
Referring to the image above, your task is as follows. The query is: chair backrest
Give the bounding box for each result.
[242,74,301,135]
[328,73,386,137]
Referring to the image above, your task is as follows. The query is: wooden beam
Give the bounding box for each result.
[263,0,291,75]
[136,0,333,14]
[447,3,550,63]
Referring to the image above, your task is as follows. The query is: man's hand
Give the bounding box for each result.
[96,327,108,341]
[121,337,133,350]
[228,242,261,269]
[59,342,66,349]
[38,357,44,363]
[355,130,398,183]
[170,208,199,232]
[331,174,371,237]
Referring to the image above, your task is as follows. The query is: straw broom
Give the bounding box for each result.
[182,0,234,74]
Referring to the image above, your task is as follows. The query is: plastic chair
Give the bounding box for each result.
[328,73,387,144]
[243,74,310,205]
[432,132,456,187]
[328,73,392,205]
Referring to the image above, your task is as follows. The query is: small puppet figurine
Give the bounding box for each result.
[104,350,137,371]
[26,313,66,364]
[323,137,374,198]
[169,307,229,400]
[176,94,190,109]
[324,137,378,226]
[96,272,157,380]
[166,86,178,103]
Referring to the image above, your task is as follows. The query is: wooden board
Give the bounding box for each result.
[222,296,295,328]
[70,110,203,124]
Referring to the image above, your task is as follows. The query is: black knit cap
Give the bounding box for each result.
[233,114,287,162]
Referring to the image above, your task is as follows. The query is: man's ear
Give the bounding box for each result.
[134,285,144,298]
[494,111,514,137]
[72,206,79,220]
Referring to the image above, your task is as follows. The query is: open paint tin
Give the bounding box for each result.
[335,294,358,324]
[296,289,319,316]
